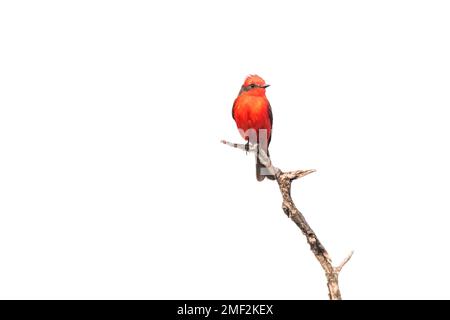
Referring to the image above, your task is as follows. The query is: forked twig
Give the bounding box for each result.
[221,139,353,300]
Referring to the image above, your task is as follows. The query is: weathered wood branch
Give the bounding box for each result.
[221,139,353,300]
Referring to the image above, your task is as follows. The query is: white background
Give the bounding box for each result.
[1,1,450,299]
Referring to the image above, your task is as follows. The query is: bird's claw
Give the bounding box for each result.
[245,141,250,154]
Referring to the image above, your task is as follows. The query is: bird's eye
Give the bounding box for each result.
[250,84,256,88]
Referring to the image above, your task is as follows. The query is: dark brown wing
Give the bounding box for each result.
[268,102,273,146]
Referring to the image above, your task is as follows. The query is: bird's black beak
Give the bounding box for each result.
[262,84,270,88]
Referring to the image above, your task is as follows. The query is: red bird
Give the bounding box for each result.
[232,75,274,181]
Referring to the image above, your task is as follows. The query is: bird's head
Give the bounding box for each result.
[239,74,270,96]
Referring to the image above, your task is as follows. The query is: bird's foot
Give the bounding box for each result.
[245,141,250,154]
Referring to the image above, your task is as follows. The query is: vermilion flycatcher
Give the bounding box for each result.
[232,75,274,181]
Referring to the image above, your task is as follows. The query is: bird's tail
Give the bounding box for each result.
[256,148,275,181]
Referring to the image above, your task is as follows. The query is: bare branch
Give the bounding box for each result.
[222,139,353,300]
[220,140,258,152]
[335,251,354,274]
[285,169,316,181]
